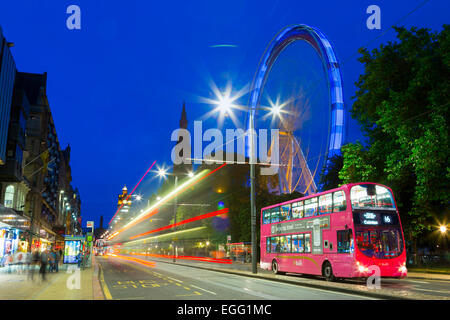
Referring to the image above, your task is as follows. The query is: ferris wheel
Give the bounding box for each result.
[247,24,346,196]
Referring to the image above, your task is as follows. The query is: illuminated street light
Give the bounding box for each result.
[271,103,282,116]
[217,95,234,114]
[439,225,447,234]
[188,171,194,178]
[157,168,167,178]
[201,82,250,128]
[208,87,285,275]
[265,96,290,123]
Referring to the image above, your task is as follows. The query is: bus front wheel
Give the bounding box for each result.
[272,260,284,275]
[323,261,335,282]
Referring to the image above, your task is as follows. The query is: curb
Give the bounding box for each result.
[91,257,105,300]
[406,274,450,281]
[135,256,412,300]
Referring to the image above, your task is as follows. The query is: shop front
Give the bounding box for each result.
[33,227,56,252]
[0,206,31,265]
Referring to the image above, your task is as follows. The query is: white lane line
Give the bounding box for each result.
[413,287,450,294]
[405,280,430,284]
[166,276,183,283]
[213,272,378,300]
[190,284,217,295]
[152,258,375,299]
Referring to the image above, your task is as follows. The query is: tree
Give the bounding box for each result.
[341,25,450,238]
[319,154,344,190]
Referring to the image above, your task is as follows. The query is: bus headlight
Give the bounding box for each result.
[358,265,366,272]
[399,263,407,273]
[357,262,368,273]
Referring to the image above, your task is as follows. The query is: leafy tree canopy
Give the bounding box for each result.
[340,25,449,237]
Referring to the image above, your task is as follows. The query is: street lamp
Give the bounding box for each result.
[209,88,285,274]
[156,167,179,262]
[439,225,447,234]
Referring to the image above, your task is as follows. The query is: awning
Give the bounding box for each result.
[0,205,31,230]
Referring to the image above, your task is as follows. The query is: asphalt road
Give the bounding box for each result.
[96,255,371,300]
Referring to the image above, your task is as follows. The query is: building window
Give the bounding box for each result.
[4,185,15,208]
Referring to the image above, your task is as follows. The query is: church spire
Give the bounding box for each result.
[173,101,192,177]
[180,101,187,129]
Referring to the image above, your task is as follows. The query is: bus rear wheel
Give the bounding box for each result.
[272,260,284,275]
[323,261,335,282]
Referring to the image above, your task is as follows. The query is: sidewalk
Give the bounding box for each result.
[407,267,450,280]
[0,256,104,300]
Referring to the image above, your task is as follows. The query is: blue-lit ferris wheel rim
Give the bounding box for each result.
[246,24,345,166]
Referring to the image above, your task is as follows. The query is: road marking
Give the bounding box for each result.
[110,258,196,294]
[167,276,183,283]
[99,264,113,300]
[194,269,378,300]
[405,280,429,284]
[412,287,450,294]
[176,291,202,297]
[190,284,217,295]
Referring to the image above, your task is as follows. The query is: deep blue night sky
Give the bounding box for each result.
[0,0,448,228]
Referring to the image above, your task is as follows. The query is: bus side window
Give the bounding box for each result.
[298,234,305,253]
[337,229,352,253]
[271,237,278,253]
[304,198,318,217]
[304,234,311,253]
[280,204,291,222]
[333,191,347,212]
[271,207,280,223]
[262,209,271,224]
[292,201,303,219]
[319,194,333,214]
[291,235,298,252]
[266,237,271,253]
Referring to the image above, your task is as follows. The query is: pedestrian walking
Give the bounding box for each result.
[49,250,56,272]
[14,251,25,274]
[29,249,40,281]
[40,249,49,281]
[24,251,32,277]
[55,249,60,272]
[5,253,13,274]
[77,251,82,268]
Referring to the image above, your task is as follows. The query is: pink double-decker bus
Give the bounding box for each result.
[260,182,407,281]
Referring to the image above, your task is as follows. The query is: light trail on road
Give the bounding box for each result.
[108,163,227,240]
[129,207,229,240]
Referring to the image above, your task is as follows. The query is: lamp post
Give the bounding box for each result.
[210,88,284,274]
[249,107,257,274]
[157,168,178,262]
